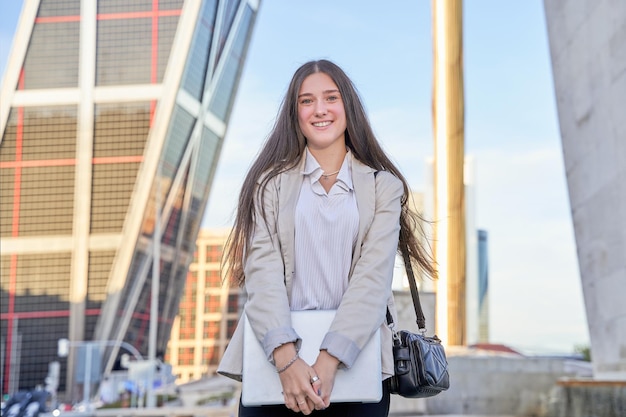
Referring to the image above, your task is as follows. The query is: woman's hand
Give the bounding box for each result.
[275,344,325,414]
[312,349,340,408]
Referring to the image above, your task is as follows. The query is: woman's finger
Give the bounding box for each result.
[278,360,325,411]
[297,398,312,415]
[310,376,324,408]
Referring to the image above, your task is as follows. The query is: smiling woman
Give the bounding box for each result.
[296,72,347,192]
[217,59,436,416]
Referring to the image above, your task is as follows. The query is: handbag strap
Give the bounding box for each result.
[385,243,427,331]
[374,170,427,331]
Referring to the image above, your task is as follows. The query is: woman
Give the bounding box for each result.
[218,59,435,416]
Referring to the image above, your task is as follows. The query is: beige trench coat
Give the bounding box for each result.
[217,154,402,382]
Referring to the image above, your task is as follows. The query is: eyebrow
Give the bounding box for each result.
[298,89,340,98]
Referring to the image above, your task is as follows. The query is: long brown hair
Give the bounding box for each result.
[223,59,435,285]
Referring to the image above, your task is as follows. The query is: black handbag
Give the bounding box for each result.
[387,247,450,398]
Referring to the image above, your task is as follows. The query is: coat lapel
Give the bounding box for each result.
[277,157,306,296]
[277,154,376,289]
[350,157,376,274]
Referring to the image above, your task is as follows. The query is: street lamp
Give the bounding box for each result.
[57,338,143,409]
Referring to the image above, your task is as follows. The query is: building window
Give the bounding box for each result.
[227,319,237,338]
[206,244,221,262]
[23,21,79,89]
[206,270,221,287]
[201,346,217,366]
[227,293,239,314]
[177,347,194,366]
[204,294,221,314]
[203,321,219,339]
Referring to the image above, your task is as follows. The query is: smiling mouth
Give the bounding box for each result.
[312,121,331,127]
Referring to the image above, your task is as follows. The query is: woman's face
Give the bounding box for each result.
[297,72,347,152]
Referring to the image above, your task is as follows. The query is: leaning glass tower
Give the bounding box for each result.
[0,0,259,396]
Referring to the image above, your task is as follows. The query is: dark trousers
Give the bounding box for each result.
[238,380,391,417]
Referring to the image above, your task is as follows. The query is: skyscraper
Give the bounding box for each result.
[0,0,259,396]
[477,229,489,343]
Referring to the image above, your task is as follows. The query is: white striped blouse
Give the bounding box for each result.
[290,149,359,310]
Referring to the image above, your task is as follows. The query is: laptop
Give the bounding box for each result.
[241,309,382,406]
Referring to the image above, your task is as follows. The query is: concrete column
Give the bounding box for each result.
[544,0,626,379]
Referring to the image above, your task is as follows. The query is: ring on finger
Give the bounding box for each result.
[310,375,320,384]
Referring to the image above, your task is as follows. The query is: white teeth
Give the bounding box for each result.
[313,121,331,127]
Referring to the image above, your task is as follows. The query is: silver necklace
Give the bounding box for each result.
[320,170,340,179]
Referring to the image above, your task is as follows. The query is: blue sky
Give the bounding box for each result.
[0,1,589,353]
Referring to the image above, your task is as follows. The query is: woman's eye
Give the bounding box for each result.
[327,95,339,102]
[300,98,313,105]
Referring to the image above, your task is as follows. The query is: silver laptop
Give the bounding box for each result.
[241,309,382,406]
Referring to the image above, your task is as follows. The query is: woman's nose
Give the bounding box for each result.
[314,101,327,116]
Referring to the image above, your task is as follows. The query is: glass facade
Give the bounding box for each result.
[95,1,182,86]
[91,102,149,233]
[96,18,153,86]
[209,4,253,120]
[160,105,196,186]
[0,106,78,238]
[0,252,74,392]
[181,0,218,100]
[1,0,258,396]
[23,22,80,89]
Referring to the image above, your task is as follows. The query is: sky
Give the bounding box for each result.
[0,1,589,353]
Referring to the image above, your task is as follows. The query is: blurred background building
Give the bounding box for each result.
[0,0,259,398]
[477,229,489,343]
[165,228,240,383]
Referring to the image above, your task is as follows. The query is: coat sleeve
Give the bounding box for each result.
[243,176,300,362]
[320,171,403,367]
